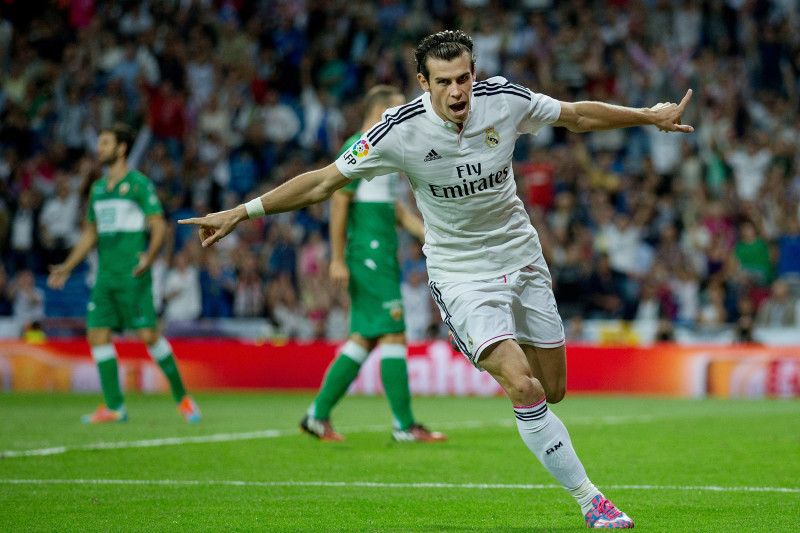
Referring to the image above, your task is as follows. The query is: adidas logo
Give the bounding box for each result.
[423,149,442,162]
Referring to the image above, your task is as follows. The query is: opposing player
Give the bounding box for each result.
[48,123,201,424]
[300,85,446,443]
[180,31,694,528]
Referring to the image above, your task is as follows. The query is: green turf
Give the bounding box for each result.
[1,393,798,532]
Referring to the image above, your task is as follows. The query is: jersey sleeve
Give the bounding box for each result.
[486,76,561,135]
[139,177,164,216]
[86,185,97,223]
[333,130,404,183]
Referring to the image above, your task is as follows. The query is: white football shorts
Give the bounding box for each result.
[429,255,565,369]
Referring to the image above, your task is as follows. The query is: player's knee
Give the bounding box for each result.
[508,375,545,405]
[87,328,110,346]
[139,329,159,345]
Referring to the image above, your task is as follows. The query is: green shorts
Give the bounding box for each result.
[348,256,405,338]
[87,273,157,331]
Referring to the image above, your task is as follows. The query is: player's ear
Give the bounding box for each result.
[417,73,430,92]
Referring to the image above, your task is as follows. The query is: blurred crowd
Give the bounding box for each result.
[0,0,799,341]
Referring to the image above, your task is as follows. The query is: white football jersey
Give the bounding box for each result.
[334,76,561,282]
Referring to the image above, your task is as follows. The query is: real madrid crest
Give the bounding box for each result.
[119,183,130,195]
[485,127,500,148]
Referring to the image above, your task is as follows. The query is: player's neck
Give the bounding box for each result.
[106,161,129,186]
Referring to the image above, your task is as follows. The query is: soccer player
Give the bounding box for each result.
[48,123,201,425]
[300,85,447,443]
[180,31,694,528]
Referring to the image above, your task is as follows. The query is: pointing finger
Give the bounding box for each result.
[178,217,205,225]
[678,88,693,110]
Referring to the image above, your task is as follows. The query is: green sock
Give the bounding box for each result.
[92,344,124,410]
[157,355,187,402]
[312,353,362,420]
[147,338,187,402]
[380,344,414,430]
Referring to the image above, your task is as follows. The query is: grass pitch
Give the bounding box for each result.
[1,392,798,532]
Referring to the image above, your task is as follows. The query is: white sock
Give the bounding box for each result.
[567,477,603,515]
[514,400,599,511]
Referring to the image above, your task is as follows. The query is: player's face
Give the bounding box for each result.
[417,51,475,124]
[96,132,121,165]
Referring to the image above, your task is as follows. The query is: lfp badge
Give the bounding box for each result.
[352,140,369,158]
[485,127,500,148]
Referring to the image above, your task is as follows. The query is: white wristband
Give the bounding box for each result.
[244,198,266,219]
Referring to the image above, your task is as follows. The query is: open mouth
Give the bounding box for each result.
[449,101,467,114]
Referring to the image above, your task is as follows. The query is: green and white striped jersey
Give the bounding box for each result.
[339,132,399,262]
[86,170,163,277]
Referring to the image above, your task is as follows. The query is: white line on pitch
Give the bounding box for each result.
[0,414,663,459]
[1,479,798,493]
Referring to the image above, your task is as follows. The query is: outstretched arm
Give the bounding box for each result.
[179,163,352,248]
[47,222,98,289]
[328,190,353,291]
[395,201,425,242]
[552,89,694,133]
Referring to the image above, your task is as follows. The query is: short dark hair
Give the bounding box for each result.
[414,30,476,81]
[363,85,403,115]
[102,123,135,157]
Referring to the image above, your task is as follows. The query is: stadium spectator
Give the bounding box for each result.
[698,281,729,330]
[755,279,798,328]
[199,250,235,319]
[163,248,202,322]
[9,269,43,332]
[38,172,80,267]
[776,217,800,278]
[733,220,773,287]
[7,188,41,275]
[585,253,627,319]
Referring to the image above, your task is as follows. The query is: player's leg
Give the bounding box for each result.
[301,334,375,441]
[139,328,200,423]
[479,341,631,528]
[378,331,447,442]
[83,327,127,423]
[435,272,632,528]
[512,261,633,528]
[82,280,127,424]
[377,332,414,430]
[521,344,566,404]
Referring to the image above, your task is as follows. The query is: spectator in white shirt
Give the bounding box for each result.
[9,269,44,331]
[163,249,202,321]
[39,173,81,267]
[725,135,772,202]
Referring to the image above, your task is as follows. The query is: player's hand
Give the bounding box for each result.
[132,253,151,277]
[46,264,71,290]
[329,259,350,291]
[178,207,246,248]
[650,89,694,133]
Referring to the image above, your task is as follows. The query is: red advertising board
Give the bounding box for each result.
[2,339,800,398]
